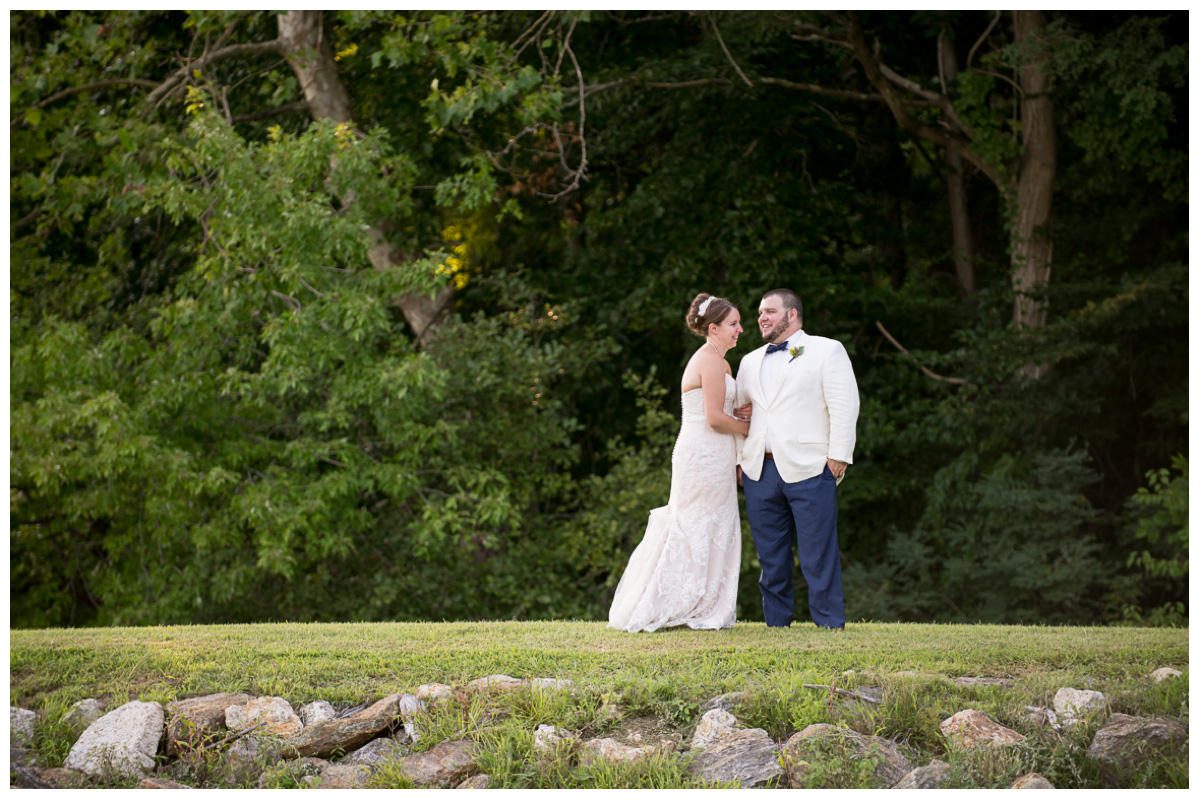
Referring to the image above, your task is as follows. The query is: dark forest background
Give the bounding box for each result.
[9,10,1188,628]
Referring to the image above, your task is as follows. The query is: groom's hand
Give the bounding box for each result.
[736,466,743,486]
[827,459,847,480]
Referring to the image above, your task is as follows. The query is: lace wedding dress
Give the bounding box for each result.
[608,373,741,632]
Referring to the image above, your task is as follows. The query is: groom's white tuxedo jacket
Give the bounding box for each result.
[736,329,860,483]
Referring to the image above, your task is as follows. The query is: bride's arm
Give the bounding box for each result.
[701,358,750,436]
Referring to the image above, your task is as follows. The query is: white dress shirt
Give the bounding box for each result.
[758,340,792,453]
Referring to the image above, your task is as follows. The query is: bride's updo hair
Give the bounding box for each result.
[686,293,734,338]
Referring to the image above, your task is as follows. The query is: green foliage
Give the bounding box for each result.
[1127,456,1188,579]
[8,10,1189,629]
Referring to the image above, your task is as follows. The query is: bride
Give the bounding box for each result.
[608,293,751,632]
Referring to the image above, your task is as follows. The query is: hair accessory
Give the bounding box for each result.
[698,296,715,316]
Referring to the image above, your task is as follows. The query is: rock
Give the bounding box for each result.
[225,696,303,739]
[691,708,737,749]
[299,700,336,727]
[397,693,425,742]
[892,759,951,789]
[341,736,409,769]
[312,763,373,789]
[1150,667,1183,683]
[140,777,194,789]
[783,724,912,788]
[953,677,1014,690]
[31,768,88,789]
[416,683,455,704]
[1088,713,1188,775]
[701,692,747,712]
[939,710,1025,749]
[64,700,164,779]
[62,699,106,731]
[690,728,782,788]
[398,740,477,787]
[1011,772,1055,788]
[1025,706,1060,730]
[285,693,402,759]
[456,773,492,788]
[225,736,285,783]
[257,757,329,788]
[166,693,253,755]
[529,678,574,691]
[1053,688,1107,721]
[579,737,658,765]
[10,707,36,745]
[466,674,527,693]
[534,724,577,752]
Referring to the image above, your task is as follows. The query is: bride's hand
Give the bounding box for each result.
[733,403,752,422]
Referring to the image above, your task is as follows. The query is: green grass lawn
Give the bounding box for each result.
[9,621,1189,789]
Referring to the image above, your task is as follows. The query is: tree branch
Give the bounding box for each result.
[845,12,1003,187]
[709,13,753,87]
[875,321,968,385]
[12,79,159,126]
[147,39,285,107]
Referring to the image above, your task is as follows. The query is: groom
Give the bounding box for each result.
[735,289,860,630]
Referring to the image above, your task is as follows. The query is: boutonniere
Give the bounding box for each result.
[788,345,804,363]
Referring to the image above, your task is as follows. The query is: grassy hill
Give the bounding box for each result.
[9,621,1189,788]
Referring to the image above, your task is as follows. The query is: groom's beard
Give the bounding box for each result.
[762,327,786,344]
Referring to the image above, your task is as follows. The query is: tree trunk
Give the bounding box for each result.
[940,29,975,300]
[1010,11,1056,341]
[277,11,454,347]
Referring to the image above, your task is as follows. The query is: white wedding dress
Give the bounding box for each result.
[608,373,741,632]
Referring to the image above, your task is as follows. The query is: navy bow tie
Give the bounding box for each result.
[766,341,790,354]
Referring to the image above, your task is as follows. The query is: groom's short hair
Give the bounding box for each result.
[764,289,802,324]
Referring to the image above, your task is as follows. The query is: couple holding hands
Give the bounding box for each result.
[608,289,860,633]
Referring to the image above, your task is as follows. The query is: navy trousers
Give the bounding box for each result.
[743,458,845,628]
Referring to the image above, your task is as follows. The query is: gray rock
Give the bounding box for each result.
[225,735,285,782]
[64,700,164,779]
[892,759,951,789]
[10,707,36,745]
[953,677,1014,690]
[1053,688,1107,721]
[284,693,402,759]
[783,724,911,789]
[1011,772,1055,788]
[1025,705,1060,730]
[32,767,89,789]
[1088,713,1188,775]
[165,693,253,755]
[140,777,194,789]
[62,699,106,731]
[257,757,329,788]
[225,696,302,738]
[690,728,782,788]
[310,763,373,789]
[398,740,477,787]
[416,683,455,704]
[1150,667,1182,683]
[456,773,492,788]
[534,724,577,752]
[397,693,425,742]
[580,737,658,765]
[466,674,527,693]
[299,700,336,727]
[701,692,747,712]
[341,736,409,769]
[691,708,737,749]
[940,709,1025,749]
